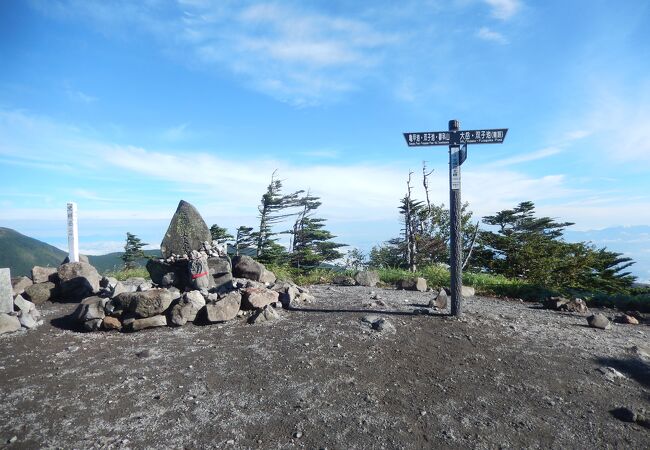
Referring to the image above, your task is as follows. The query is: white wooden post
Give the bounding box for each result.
[67,202,79,263]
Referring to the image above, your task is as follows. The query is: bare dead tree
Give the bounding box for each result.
[462,221,480,270]
[405,171,418,272]
[422,161,434,217]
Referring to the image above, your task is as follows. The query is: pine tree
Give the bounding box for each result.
[289,191,346,268]
[475,201,636,292]
[255,171,303,264]
[210,224,234,244]
[234,226,255,256]
[121,232,148,270]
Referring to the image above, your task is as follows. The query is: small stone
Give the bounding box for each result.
[429,289,448,309]
[8,436,17,443]
[136,349,151,358]
[293,431,303,439]
[0,313,23,334]
[102,316,122,330]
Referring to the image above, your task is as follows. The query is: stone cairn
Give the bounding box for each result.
[68,200,314,332]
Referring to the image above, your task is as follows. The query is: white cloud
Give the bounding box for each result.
[476,27,508,44]
[162,123,190,141]
[484,0,521,20]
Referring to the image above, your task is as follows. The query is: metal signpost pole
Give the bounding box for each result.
[448,120,463,316]
[403,122,507,317]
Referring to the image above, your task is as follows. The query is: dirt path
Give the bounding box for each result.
[1,286,648,449]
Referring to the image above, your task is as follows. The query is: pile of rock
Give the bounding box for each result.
[542,296,589,314]
[73,255,314,332]
[1,268,44,334]
[332,271,380,288]
[71,200,314,332]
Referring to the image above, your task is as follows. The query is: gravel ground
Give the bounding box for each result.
[1,285,648,449]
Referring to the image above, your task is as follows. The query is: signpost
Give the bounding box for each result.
[67,202,79,263]
[403,121,508,316]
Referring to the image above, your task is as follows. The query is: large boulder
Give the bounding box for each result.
[113,289,173,319]
[429,289,448,309]
[248,305,279,324]
[332,275,356,286]
[0,313,21,334]
[57,262,101,301]
[204,291,241,323]
[241,287,279,310]
[354,271,380,287]
[31,266,58,284]
[160,200,212,259]
[24,282,58,305]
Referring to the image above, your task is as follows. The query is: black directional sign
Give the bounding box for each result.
[403,120,508,318]
[403,128,507,147]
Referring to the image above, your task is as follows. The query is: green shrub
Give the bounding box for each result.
[105,267,150,281]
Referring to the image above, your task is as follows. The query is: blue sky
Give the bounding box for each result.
[1,0,650,281]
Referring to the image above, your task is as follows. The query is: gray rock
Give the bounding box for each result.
[110,281,132,298]
[189,253,213,290]
[124,314,168,331]
[562,298,589,314]
[248,305,279,324]
[354,271,380,287]
[207,256,232,276]
[461,286,475,297]
[146,258,190,289]
[160,200,212,259]
[72,296,107,323]
[170,290,206,326]
[18,310,38,329]
[276,285,299,308]
[83,318,103,331]
[259,268,277,284]
[232,255,267,282]
[205,291,241,323]
[114,289,173,319]
[170,301,193,326]
[23,282,57,305]
[10,275,33,297]
[587,313,611,330]
[31,266,58,284]
[212,272,233,291]
[398,277,427,292]
[241,287,279,310]
[429,289,448,309]
[57,262,101,301]
[13,295,35,313]
[360,314,395,333]
[0,313,21,334]
[543,296,569,310]
[99,276,118,289]
[0,268,13,314]
[332,275,357,286]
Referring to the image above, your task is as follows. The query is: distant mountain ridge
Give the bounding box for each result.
[0,227,67,277]
[0,227,160,277]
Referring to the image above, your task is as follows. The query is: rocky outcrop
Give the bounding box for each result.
[160,200,212,259]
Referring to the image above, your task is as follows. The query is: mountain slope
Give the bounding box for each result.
[0,227,67,277]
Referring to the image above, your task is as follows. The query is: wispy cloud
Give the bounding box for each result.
[484,0,521,20]
[476,27,508,44]
[162,123,190,141]
[490,146,561,167]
